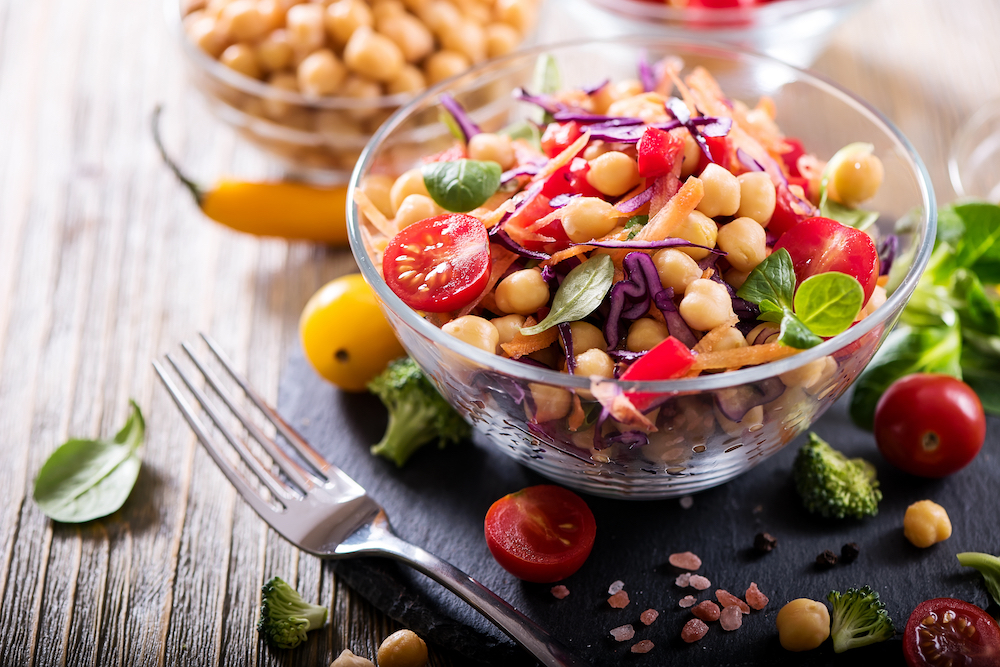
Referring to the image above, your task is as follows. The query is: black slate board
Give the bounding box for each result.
[277,348,1000,666]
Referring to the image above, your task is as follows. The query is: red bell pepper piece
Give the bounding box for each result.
[540,121,584,158]
[637,127,684,179]
[620,336,696,411]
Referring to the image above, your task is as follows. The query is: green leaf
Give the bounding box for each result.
[33,401,144,523]
[499,120,541,150]
[957,552,1000,609]
[624,215,648,240]
[951,201,1000,271]
[532,53,561,95]
[953,269,1000,336]
[849,325,963,430]
[961,330,1000,416]
[794,272,865,337]
[779,310,823,349]
[520,255,614,336]
[422,159,502,212]
[737,248,795,311]
[438,108,464,142]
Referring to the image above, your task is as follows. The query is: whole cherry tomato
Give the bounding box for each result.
[874,374,986,478]
[903,598,1000,667]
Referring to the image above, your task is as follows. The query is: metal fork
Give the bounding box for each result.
[153,334,589,667]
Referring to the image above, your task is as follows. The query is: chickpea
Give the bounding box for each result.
[390,168,430,214]
[393,194,438,229]
[607,92,669,124]
[591,80,643,115]
[653,248,702,295]
[696,163,741,218]
[343,26,405,82]
[626,318,668,352]
[712,327,747,352]
[485,22,520,58]
[559,321,607,354]
[492,313,525,352]
[358,174,395,218]
[467,133,515,170]
[673,211,718,261]
[218,0,269,41]
[262,72,299,119]
[330,649,375,667]
[387,65,426,94]
[220,43,261,78]
[187,15,229,58]
[377,12,435,63]
[205,0,235,19]
[257,0,284,30]
[441,315,499,354]
[376,629,428,667]
[494,0,535,33]
[716,404,763,436]
[440,19,487,63]
[724,268,750,290]
[418,0,462,35]
[574,348,615,379]
[458,0,491,25]
[775,599,831,652]
[857,284,887,320]
[528,383,572,422]
[717,216,767,272]
[371,0,406,22]
[286,3,326,53]
[903,500,952,548]
[582,141,612,162]
[679,279,736,332]
[560,197,620,242]
[779,356,836,392]
[678,128,701,178]
[255,29,293,73]
[584,151,640,197]
[325,0,374,46]
[494,269,549,315]
[736,171,776,226]
[297,49,346,96]
[423,50,470,85]
[830,151,884,207]
[401,0,428,12]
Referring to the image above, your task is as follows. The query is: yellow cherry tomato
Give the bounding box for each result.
[299,274,405,391]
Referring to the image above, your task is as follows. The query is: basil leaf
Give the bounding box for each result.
[624,215,648,240]
[499,120,541,150]
[521,255,614,336]
[533,53,561,95]
[438,108,464,142]
[793,272,865,338]
[778,310,823,349]
[737,248,795,310]
[422,159,502,212]
[33,401,144,523]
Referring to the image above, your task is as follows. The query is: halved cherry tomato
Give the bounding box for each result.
[484,485,597,583]
[541,121,584,159]
[637,127,684,179]
[765,184,809,238]
[542,157,601,200]
[874,374,986,478]
[620,336,696,411]
[773,216,880,304]
[779,137,806,178]
[382,213,491,313]
[904,598,1000,667]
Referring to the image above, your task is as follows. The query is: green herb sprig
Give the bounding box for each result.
[520,254,614,336]
[422,159,502,212]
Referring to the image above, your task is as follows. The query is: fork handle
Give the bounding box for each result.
[342,528,591,667]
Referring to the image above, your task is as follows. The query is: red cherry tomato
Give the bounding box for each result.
[541,121,584,158]
[904,598,1000,667]
[696,135,731,174]
[484,485,597,583]
[542,157,601,200]
[779,137,806,177]
[637,127,684,179]
[874,374,986,478]
[382,213,491,313]
[620,336,695,411]
[773,216,880,304]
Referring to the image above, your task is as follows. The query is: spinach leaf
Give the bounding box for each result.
[422,159,502,212]
[34,401,144,523]
[951,201,1000,281]
[499,120,541,150]
[779,310,823,349]
[737,248,795,310]
[624,215,648,240]
[521,255,614,336]
[794,272,865,337]
[849,325,963,429]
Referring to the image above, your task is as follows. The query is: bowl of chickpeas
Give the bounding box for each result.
[348,37,935,499]
[172,0,542,179]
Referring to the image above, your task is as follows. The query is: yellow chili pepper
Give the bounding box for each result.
[152,106,350,245]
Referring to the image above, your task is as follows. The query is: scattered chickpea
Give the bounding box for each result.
[188,15,229,58]
[219,0,269,42]
[586,151,641,197]
[325,0,374,46]
[673,211,718,261]
[679,279,736,332]
[716,217,767,273]
[343,25,405,82]
[696,163,741,218]
[736,171,776,226]
[393,194,438,229]
[297,49,346,96]
[468,133,516,170]
[423,50,471,85]
[903,500,952,548]
[653,248,702,295]
[775,598,830,652]
[330,649,375,667]
[494,0,535,33]
[255,29,294,73]
[441,316,499,354]
[485,22,520,58]
[220,43,261,79]
[830,150,884,207]
[377,12,434,63]
[528,383,572,422]
[492,313,526,352]
[286,3,327,53]
[440,19,487,63]
[494,269,549,315]
[377,629,428,667]
[358,174,396,218]
[626,318,668,352]
[574,348,615,378]
[387,64,427,95]
[390,168,430,214]
[561,321,607,354]
[561,197,621,242]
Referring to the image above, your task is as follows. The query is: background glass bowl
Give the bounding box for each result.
[348,37,936,500]
[568,0,869,68]
[949,98,1000,202]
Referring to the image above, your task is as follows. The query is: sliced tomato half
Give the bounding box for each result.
[904,598,1000,667]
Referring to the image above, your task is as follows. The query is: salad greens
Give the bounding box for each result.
[499,119,541,150]
[33,401,144,523]
[818,143,881,231]
[956,552,1000,609]
[422,159,502,212]
[521,254,614,336]
[624,215,648,239]
[737,248,864,349]
[850,202,1000,429]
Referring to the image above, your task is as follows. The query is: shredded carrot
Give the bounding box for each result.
[541,245,590,268]
[692,343,799,371]
[666,68,696,113]
[654,55,683,97]
[360,225,386,276]
[472,197,516,229]
[701,268,715,280]
[635,176,704,241]
[567,393,585,432]
[354,189,395,237]
[534,131,590,182]
[877,274,889,287]
[692,317,740,355]
[501,317,558,358]
[478,291,499,315]
[456,247,518,318]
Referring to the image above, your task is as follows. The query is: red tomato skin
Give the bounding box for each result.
[874,374,986,478]
[773,216,880,304]
[541,121,584,159]
[637,127,684,179]
[382,213,491,313]
[903,598,1000,667]
[779,137,806,177]
[766,185,809,238]
[696,135,731,174]
[484,485,597,583]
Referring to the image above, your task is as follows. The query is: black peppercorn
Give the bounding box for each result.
[754,532,778,554]
[816,550,838,568]
[841,542,861,564]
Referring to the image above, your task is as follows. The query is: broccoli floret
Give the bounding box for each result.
[792,432,882,519]
[957,552,1000,608]
[367,357,470,467]
[257,576,328,649]
[827,586,895,653]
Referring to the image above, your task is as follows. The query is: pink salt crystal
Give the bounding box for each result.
[689,575,711,590]
[681,618,709,643]
[720,605,743,631]
[608,590,630,609]
[640,608,659,626]
[550,585,570,600]
[610,624,635,642]
[745,582,769,610]
[631,640,655,654]
[678,595,697,608]
[608,580,625,595]
[674,573,691,588]
[668,551,703,571]
[715,589,751,614]
[691,600,721,622]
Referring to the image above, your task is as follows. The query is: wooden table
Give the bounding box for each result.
[1,0,997,664]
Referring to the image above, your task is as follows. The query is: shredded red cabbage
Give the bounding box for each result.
[439,93,481,144]
[551,112,644,125]
[877,234,898,276]
[576,238,724,253]
[736,147,765,172]
[714,378,784,423]
[582,79,610,95]
[608,349,647,362]
[489,226,551,260]
[500,160,544,185]
[604,252,669,347]
[638,53,656,93]
[513,87,565,115]
[652,289,697,348]
[556,322,576,374]
[604,430,649,449]
[665,97,732,163]
[707,267,761,323]
[549,193,580,209]
[615,186,654,213]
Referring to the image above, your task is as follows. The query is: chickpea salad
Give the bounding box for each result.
[355,57,896,399]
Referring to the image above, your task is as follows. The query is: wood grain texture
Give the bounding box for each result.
[0,0,996,665]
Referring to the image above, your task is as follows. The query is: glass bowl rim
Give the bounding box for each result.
[348,35,937,393]
[581,0,868,24]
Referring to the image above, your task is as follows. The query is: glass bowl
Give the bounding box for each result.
[167,0,541,181]
[347,37,936,500]
[949,99,1000,201]
[568,0,869,68]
